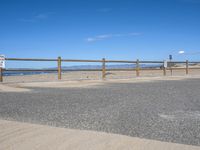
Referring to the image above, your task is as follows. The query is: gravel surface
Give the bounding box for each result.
[0,78,200,146]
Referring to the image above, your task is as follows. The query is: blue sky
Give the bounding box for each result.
[1,0,200,68]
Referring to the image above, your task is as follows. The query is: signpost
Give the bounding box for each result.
[0,55,5,82]
[0,55,5,68]
[163,60,167,76]
[164,60,168,68]
[169,55,172,61]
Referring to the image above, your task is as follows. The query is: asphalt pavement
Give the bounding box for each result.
[0,78,200,146]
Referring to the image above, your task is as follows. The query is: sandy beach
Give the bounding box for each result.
[2,68,200,83]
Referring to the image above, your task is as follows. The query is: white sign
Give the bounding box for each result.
[0,55,5,68]
[164,60,168,68]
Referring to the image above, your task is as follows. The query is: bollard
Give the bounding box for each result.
[186,60,189,75]
[102,58,106,80]
[58,57,62,80]
[136,59,140,77]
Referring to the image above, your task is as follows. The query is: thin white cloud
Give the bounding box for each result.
[19,12,53,23]
[178,50,200,55]
[86,34,112,42]
[178,50,185,54]
[179,0,200,3]
[97,8,112,13]
[35,14,49,19]
[19,18,36,23]
[86,32,142,42]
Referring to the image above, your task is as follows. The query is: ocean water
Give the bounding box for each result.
[3,71,56,76]
[3,64,161,76]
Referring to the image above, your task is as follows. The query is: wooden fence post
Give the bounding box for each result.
[136,59,140,77]
[0,68,3,82]
[163,61,166,76]
[58,56,62,80]
[186,60,189,75]
[102,58,106,80]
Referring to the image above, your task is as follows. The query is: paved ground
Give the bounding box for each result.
[0,78,200,146]
[1,120,199,150]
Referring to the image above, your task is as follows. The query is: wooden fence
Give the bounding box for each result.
[0,57,200,82]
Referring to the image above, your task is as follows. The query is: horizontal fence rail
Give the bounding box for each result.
[4,69,58,72]
[0,57,200,82]
[5,58,58,61]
